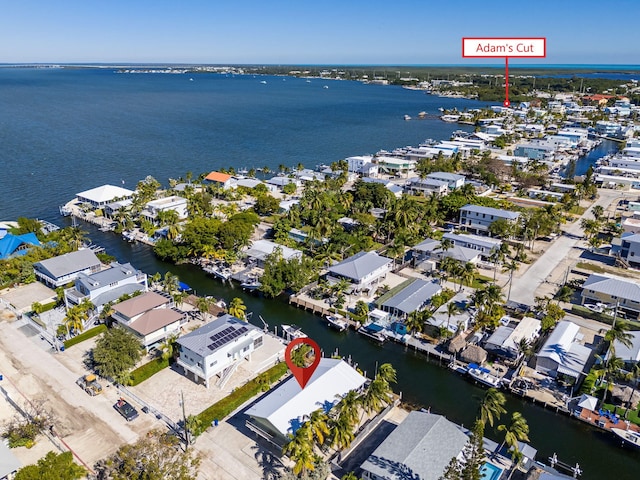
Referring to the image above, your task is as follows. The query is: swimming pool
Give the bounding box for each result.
[480,462,504,480]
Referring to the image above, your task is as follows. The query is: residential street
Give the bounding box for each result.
[507,189,625,306]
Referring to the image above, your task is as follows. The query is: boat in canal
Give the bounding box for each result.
[240,276,262,291]
[467,363,503,388]
[281,324,307,341]
[357,323,387,344]
[203,264,233,281]
[611,428,640,448]
[325,314,348,332]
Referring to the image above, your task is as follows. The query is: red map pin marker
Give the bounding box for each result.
[285,337,321,389]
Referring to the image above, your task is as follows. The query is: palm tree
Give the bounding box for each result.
[445,302,461,331]
[282,424,316,475]
[502,259,519,302]
[228,297,247,320]
[599,355,625,404]
[479,387,507,428]
[376,363,398,385]
[605,320,633,357]
[334,390,361,428]
[624,361,640,416]
[162,271,180,294]
[196,296,214,321]
[159,334,179,361]
[330,413,356,451]
[497,412,530,453]
[405,311,424,338]
[459,262,478,291]
[64,305,87,336]
[304,409,330,447]
[360,377,392,419]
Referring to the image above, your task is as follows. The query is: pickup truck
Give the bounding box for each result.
[113,398,139,421]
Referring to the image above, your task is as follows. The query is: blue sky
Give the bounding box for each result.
[1,0,638,65]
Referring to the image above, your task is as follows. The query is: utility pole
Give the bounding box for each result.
[181,390,189,449]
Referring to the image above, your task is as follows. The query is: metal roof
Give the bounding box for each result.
[328,251,392,282]
[244,240,302,262]
[583,273,640,303]
[177,314,261,357]
[613,331,640,363]
[460,203,521,220]
[0,441,21,478]
[76,262,138,292]
[443,232,502,250]
[381,279,441,315]
[34,249,101,279]
[360,411,468,480]
[537,321,592,376]
[245,358,366,437]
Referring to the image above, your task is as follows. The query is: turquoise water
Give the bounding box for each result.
[480,462,504,480]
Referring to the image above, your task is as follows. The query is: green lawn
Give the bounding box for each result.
[63,324,107,349]
[128,357,171,386]
[602,403,640,426]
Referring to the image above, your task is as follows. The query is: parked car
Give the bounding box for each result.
[114,398,139,421]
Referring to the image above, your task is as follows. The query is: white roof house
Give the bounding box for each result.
[76,184,135,207]
[246,358,366,440]
[360,411,469,480]
[142,195,188,222]
[327,251,392,291]
[426,171,466,189]
[443,232,502,258]
[0,441,21,479]
[536,321,593,380]
[484,317,542,358]
[177,315,264,388]
[244,240,302,266]
[33,249,102,288]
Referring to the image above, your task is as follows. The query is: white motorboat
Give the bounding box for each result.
[325,314,348,332]
[240,276,261,291]
[281,324,307,341]
[357,325,387,344]
[611,428,640,448]
[467,365,503,388]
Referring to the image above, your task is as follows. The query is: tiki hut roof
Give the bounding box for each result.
[447,335,467,354]
[460,345,487,364]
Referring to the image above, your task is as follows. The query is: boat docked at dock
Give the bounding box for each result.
[281,324,307,341]
[240,276,262,291]
[611,428,640,448]
[325,314,348,332]
[203,264,233,281]
[467,363,503,388]
[357,324,387,344]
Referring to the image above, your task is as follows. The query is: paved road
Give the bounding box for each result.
[508,189,623,306]
[0,318,151,468]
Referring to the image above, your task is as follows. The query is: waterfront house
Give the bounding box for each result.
[425,292,473,335]
[111,291,184,352]
[459,204,521,236]
[595,120,622,137]
[141,195,188,224]
[326,251,393,294]
[581,273,640,319]
[245,358,366,443]
[33,249,102,288]
[360,411,469,480]
[484,317,542,360]
[64,262,148,310]
[176,314,264,388]
[204,171,235,189]
[535,321,593,383]
[374,155,417,177]
[75,184,135,209]
[442,232,502,259]
[265,176,302,192]
[0,441,21,480]
[0,232,40,260]
[243,240,302,268]
[513,142,556,161]
[346,155,379,177]
[360,177,404,197]
[612,331,640,370]
[380,279,441,320]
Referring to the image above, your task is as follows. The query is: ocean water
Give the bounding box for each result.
[0,68,487,221]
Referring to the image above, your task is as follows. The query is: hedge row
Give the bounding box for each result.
[571,305,640,330]
[63,324,107,349]
[194,362,289,436]
[128,358,171,386]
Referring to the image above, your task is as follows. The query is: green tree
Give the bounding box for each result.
[228,297,247,320]
[405,310,424,338]
[282,424,316,476]
[605,320,633,357]
[15,451,85,480]
[90,327,142,384]
[93,429,200,480]
[478,388,506,428]
[497,412,530,453]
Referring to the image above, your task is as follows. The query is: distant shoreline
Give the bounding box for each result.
[1,63,640,76]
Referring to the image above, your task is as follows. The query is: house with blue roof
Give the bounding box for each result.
[0,232,41,260]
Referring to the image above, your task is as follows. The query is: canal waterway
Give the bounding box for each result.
[73,219,638,480]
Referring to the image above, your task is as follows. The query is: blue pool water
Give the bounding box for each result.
[480,462,504,480]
